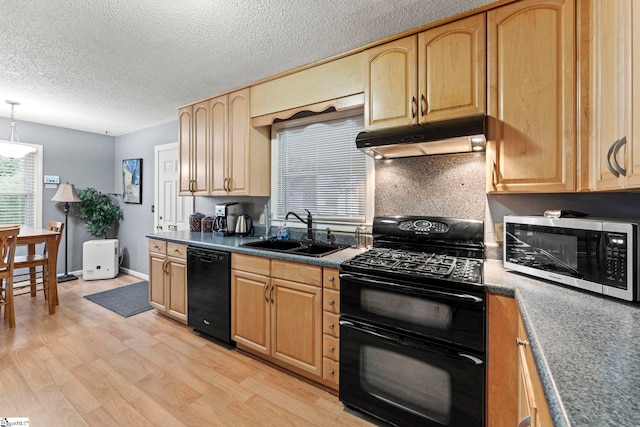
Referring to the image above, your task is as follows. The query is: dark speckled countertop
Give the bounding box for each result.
[485,260,640,427]
[146,230,364,267]
[148,232,640,426]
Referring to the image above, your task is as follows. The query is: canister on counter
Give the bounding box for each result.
[189,212,205,232]
[201,216,214,233]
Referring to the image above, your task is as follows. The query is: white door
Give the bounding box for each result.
[154,142,192,232]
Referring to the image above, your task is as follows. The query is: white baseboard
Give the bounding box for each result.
[119,267,148,281]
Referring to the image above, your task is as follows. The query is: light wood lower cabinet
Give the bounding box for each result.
[231,254,324,381]
[148,239,188,324]
[487,294,552,427]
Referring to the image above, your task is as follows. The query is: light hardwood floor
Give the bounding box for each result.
[0,274,378,426]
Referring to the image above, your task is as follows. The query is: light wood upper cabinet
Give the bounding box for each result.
[487,0,576,193]
[209,95,228,195]
[418,14,486,122]
[365,35,418,130]
[580,0,640,191]
[179,105,209,195]
[210,88,270,196]
[365,15,486,131]
[180,88,270,197]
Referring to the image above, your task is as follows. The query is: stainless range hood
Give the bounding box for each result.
[356,115,488,159]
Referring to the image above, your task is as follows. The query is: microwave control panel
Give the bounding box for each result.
[604,232,627,286]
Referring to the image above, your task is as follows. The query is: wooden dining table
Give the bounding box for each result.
[16,227,61,315]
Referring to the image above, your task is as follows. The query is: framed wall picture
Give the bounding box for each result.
[122,158,142,204]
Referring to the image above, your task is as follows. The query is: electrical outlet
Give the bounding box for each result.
[259,213,265,224]
[494,222,504,243]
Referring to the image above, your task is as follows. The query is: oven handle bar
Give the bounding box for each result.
[339,320,484,365]
[339,273,484,303]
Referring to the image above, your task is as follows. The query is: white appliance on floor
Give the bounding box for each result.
[83,239,119,280]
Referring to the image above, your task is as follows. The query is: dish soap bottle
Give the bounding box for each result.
[281,223,289,241]
[277,224,283,240]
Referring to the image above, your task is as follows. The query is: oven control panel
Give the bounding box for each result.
[398,220,449,234]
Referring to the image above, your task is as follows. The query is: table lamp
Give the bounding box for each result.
[52,183,81,282]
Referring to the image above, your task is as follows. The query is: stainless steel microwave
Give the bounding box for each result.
[504,216,639,301]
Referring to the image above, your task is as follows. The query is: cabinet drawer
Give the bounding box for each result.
[148,239,166,254]
[323,312,340,337]
[323,357,339,385]
[167,242,187,259]
[323,334,340,361]
[271,259,322,287]
[232,253,271,276]
[323,288,340,313]
[323,268,340,290]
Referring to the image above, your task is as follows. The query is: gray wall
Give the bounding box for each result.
[0,117,115,274]
[114,121,178,275]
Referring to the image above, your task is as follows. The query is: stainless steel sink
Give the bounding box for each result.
[241,239,349,257]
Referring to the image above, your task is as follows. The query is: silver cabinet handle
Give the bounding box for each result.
[328,369,335,376]
[270,283,274,303]
[611,137,627,177]
[328,345,335,352]
[420,94,427,117]
[264,283,269,302]
[328,276,334,282]
[411,96,417,119]
[518,416,531,427]
[328,322,334,329]
[516,338,529,346]
[328,300,335,306]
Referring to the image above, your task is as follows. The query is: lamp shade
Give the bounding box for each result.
[52,183,81,203]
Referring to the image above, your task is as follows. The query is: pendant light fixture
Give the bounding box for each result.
[0,100,37,159]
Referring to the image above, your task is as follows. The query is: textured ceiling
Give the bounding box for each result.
[0,0,495,136]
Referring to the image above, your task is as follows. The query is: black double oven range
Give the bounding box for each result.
[339,216,485,427]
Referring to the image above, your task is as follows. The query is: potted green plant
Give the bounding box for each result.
[75,187,123,238]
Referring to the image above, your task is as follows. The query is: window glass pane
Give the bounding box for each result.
[274,112,367,224]
[0,150,38,226]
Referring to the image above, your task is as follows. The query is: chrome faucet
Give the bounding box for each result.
[285,209,313,240]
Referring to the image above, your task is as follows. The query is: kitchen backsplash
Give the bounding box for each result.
[194,152,640,260]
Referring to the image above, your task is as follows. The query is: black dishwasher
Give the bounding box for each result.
[187,247,233,345]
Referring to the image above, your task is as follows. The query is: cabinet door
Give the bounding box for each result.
[149,253,166,312]
[271,278,322,376]
[231,270,270,355]
[365,35,418,130]
[190,101,210,195]
[209,95,228,196]
[487,0,576,193]
[167,257,187,324]
[228,88,250,195]
[487,295,518,427]
[585,0,640,190]
[178,106,192,194]
[418,14,486,122]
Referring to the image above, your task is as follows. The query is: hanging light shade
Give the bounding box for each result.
[0,100,37,159]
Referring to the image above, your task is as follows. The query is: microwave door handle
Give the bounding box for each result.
[339,273,483,303]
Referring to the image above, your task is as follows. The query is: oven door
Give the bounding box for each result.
[340,272,485,352]
[339,318,484,427]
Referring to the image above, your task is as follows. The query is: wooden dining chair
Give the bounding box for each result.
[0,225,20,328]
[13,221,64,303]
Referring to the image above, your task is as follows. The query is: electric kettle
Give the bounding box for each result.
[235,214,254,237]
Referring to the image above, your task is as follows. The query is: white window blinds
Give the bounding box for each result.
[274,111,368,224]
[0,148,40,226]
